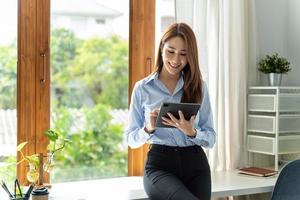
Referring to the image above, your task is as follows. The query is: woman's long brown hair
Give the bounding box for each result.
[155,23,203,103]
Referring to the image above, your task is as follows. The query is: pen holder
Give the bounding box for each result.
[9,194,29,200]
[31,187,49,200]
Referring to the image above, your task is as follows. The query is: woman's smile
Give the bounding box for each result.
[161,36,187,76]
[168,61,181,69]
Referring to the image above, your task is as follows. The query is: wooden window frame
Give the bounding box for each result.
[17,0,154,183]
[128,0,155,176]
[17,0,50,184]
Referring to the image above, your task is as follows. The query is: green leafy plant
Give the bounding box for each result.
[17,142,39,169]
[16,142,40,183]
[45,129,71,156]
[0,143,38,184]
[258,53,291,74]
[11,129,70,183]
[43,129,71,173]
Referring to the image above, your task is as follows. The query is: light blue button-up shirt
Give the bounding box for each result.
[125,72,216,149]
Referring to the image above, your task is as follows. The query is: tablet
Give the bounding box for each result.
[155,102,201,128]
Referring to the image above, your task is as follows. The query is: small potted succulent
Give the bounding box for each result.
[258,53,291,86]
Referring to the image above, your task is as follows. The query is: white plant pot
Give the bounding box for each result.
[268,73,282,86]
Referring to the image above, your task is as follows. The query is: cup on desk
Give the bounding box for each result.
[31,187,49,200]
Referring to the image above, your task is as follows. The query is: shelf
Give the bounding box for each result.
[247,86,300,171]
[249,86,300,90]
[248,115,275,133]
[278,135,300,154]
[248,95,276,112]
[248,134,300,155]
[248,114,300,134]
[248,94,300,112]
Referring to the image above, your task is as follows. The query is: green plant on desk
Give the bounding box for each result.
[15,129,70,184]
[17,142,40,183]
[43,129,71,173]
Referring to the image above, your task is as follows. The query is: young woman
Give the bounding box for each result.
[125,23,216,200]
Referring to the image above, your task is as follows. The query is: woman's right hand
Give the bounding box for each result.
[145,108,160,133]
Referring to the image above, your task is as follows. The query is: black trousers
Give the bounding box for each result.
[143,144,211,200]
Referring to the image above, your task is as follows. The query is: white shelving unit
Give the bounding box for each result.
[247,86,300,171]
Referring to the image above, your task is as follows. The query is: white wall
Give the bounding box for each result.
[255,0,300,86]
[287,0,300,86]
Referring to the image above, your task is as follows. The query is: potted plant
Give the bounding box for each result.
[258,53,291,86]
[17,142,40,183]
[43,129,70,173]
[16,129,70,184]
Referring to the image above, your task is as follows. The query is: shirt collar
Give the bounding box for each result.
[144,72,159,85]
[145,71,184,90]
[174,72,184,94]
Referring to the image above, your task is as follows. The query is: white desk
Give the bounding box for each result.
[47,170,277,199]
[211,170,276,197]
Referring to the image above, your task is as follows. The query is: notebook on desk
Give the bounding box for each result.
[238,167,277,177]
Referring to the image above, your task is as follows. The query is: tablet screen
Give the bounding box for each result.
[155,102,200,128]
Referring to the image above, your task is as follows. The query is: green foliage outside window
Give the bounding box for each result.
[52,28,128,109]
[0,28,128,182]
[51,105,127,182]
[51,28,128,181]
[0,156,16,188]
[0,43,17,109]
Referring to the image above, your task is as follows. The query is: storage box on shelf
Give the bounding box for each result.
[247,86,300,171]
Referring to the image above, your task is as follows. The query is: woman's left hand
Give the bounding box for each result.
[162,110,197,137]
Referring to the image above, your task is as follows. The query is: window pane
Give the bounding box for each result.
[0,0,18,193]
[50,0,129,182]
[155,0,175,50]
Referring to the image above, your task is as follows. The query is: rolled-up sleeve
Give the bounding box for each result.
[125,82,151,148]
[188,83,216,148]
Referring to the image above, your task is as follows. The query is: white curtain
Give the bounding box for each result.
[175,0,258,172]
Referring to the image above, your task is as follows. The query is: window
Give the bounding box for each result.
[95,18,106,24]
[0,0,18,190]
[50,0,129,182]
[161,16,176,31]
[155,0,175,46]
[0,0,155,185]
